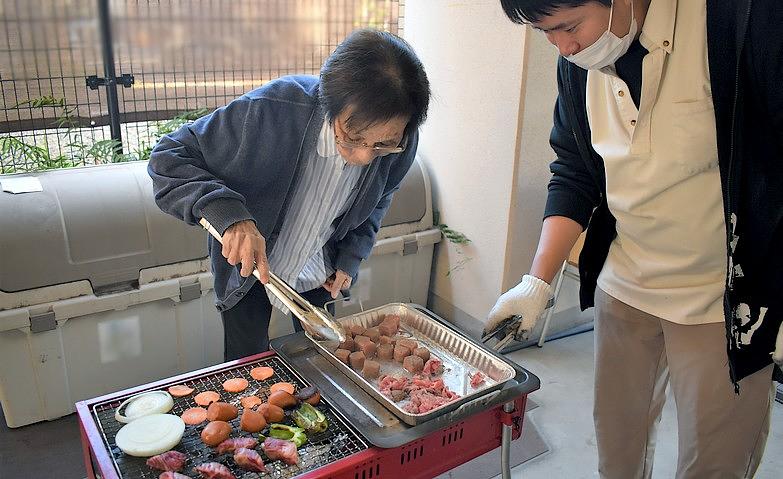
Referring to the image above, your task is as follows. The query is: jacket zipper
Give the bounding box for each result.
[725,0,754,391]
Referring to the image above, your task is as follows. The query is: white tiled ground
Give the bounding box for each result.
[499,331,783,479]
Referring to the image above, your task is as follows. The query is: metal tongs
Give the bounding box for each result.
[481,298,555,351]
[199,218,347,344]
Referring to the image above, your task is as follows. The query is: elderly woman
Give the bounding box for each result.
[149,29,430,360]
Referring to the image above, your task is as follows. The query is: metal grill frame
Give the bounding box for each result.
[78,352,368,479]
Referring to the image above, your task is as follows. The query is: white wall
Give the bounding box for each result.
[404,0,527,334]
[405,1,582,335]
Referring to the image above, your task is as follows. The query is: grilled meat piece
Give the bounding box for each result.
[194,462,236,479]
[216,437,258,454]
[234,447,266,472]
[262,437,299,465]
[146,450,186,472]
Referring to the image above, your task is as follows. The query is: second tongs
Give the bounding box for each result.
[199,218,347,344]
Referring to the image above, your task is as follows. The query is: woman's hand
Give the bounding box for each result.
[323,270,352,299]
[221,220,269,282]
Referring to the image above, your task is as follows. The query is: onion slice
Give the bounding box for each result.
[115,413,185,457]
[115,391,174,424]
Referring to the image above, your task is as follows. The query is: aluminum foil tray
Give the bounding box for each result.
[310,303,517,425]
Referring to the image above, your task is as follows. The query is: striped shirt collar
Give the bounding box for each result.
[317,116,340,158]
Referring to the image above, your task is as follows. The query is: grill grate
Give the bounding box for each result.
[91,356,368,478]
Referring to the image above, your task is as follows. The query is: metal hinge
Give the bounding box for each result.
[86,73,135,90]
[402,236,419,256]
[30,311,57,333]
[179,282,202,302]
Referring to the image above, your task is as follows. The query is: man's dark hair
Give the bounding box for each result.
[500,0,611,24]
[320,29,430,136]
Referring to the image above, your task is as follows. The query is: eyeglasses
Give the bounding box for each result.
[333,119,407,156]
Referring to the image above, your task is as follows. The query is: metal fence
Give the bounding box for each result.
[0,0,403,174]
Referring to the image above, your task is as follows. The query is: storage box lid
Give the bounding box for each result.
[0,162,207,293]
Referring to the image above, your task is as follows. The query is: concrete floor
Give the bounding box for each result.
[500,330,783,479]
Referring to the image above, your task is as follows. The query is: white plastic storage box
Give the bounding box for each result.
[0,158,440,428]
[0,163,222,428]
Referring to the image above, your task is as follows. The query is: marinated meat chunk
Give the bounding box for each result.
[234,448,266,473]
[413,347,430,362]
[335,348,351,365]
[403,355,424,374]
[377,343,394,360]
[362,360,381,379]
[378,374,410,399]
[353,335,371,346]
[364,327,381,342]
[349,325,366,337]
[349,351,366,370]
[378,321,398,337]
[397,338,418,351]
[357,339,377,358]
[390,389,407,402]
[393,344,411,362]
[378,335,394,345]
[422,357,444,376]
[470,371,486,388]
[338,338,355,352]
[382,314,401,329]
[146,451,186,472]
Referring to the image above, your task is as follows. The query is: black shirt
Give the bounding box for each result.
[613,39,647,109]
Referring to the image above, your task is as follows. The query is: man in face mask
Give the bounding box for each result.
[486,0,783,477]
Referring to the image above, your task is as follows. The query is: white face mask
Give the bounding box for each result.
[566,0,637,70]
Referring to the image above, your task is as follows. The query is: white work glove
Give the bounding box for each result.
[484,274,554,341]
[772,321,783,367]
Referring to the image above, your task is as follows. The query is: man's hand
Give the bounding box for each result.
[484,274,554,341]
[323,269,352,299]
[221,220,269,282]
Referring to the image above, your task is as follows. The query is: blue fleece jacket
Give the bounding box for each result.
[148,75,418,311]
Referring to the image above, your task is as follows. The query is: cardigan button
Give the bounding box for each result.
[663,40,670,47]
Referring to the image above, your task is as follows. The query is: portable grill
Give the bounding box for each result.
[77,306,540,479]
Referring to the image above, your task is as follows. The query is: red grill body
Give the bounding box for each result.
[77,351,528,479]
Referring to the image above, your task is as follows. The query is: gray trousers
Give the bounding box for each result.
[593,288,774,479]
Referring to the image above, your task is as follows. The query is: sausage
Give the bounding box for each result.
[267,390,298,409]
[200,421,231,447]
[206,402,238,422]
[257,403,285,423]
[240,407,267,433]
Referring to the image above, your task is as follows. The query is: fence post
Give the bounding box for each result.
[97,0,123,152]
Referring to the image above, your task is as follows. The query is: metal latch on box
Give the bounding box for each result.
[402,236,419,256]
[179,282,202,302]
[29,311,57,333]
